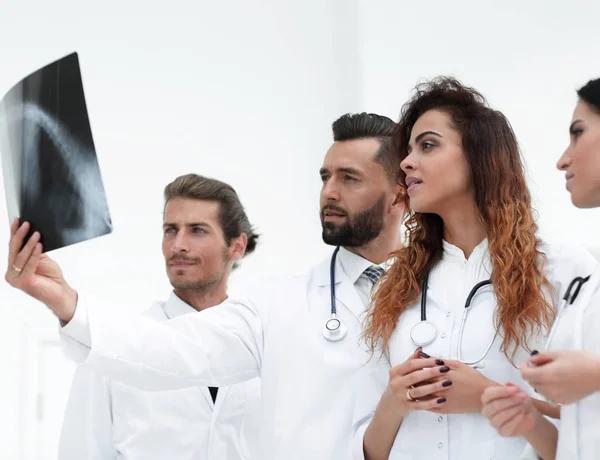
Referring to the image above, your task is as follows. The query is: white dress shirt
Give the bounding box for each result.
[353,238,597,460]
[58,292,261,460]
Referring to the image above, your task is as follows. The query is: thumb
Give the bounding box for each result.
[528,350,557,367]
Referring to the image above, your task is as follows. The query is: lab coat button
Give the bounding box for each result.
[438,416,443,422]
[441,333,446,339]
[438,442,443,448]
[445,312,450,317]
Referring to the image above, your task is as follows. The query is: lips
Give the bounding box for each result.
[322,207,346,218]
[405,176,423,195]
[169,259,196,266]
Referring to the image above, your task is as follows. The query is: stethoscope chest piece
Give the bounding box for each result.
[323,316,348,342]
[410,320,437,346]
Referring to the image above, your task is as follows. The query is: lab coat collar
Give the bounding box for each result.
[163,291,199,320]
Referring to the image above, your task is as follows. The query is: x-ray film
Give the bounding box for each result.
[0,52,112,252]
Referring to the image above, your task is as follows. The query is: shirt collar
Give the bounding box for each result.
[442,238,489,262]
[337,246,389,284]
[164,291,197,319]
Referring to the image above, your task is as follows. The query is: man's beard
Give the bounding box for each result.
[321,194,385,247]
[168,248,229,291]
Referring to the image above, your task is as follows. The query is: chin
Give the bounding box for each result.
[571,194,600,209]
[409,199,436,214]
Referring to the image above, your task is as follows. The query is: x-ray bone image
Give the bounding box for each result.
[0,52,112,252]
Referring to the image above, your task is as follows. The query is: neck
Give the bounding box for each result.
[173,282,228,312]
[440,199,486,259]
[343,225,403,264]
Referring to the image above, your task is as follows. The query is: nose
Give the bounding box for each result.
[171,231,190,253]
[556,146,572,171]
[321,177,340,202]
[400,153,417,174]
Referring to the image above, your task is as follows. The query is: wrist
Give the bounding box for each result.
[54,285,78,323]
[476,379,497,412]
[384,385,409,417]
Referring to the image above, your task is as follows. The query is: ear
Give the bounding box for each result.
[229,233,248,262]
[390,183,406,215]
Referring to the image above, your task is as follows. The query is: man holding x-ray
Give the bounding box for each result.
[5,112,405,460]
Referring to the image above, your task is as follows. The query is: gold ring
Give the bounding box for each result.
[406,388,416,402]
[13,265,22,273]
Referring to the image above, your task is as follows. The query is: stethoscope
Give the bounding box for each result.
[410,272,496,367]
[322,246,349,342]
[544,275,590,351]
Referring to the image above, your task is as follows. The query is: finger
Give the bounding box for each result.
[481,384,519,406]
[390,357,441,378]
[411,394,448,411]
[9,217,19,237]
[8,221,30,268]
[528,351,555,367]
[488,402,525,429]
[405,364,450,387]
[6,218,19,267]
[411,347,423,359]
[409,377,453,400]
[482,391,527,419]
[13,231,41,273]
[21,242,42,278]
[520,362,548,385]
[496,407,527,436]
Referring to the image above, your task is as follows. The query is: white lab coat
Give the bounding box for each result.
[59,248,389,460]
[351,239,597,460]
[531,263,600,460]
[58,292,261,460]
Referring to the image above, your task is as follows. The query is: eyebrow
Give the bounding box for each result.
[407,131,442,152]
[319,166,363,176]
[163,222,212,229]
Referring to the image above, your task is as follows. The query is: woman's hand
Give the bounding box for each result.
[521,350,600,405]
[482,383,559,459]
[423,359,496,414]
[481,383,540,437]
[387,348,450,415]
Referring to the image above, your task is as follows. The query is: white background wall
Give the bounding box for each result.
[0,1,358,458]
[1,0,600,458]
[356,0,600,255]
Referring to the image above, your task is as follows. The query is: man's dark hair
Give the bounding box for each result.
[332,112,399,181]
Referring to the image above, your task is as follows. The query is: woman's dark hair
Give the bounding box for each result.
[577,78,600,113]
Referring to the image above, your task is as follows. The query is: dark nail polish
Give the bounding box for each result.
[435,359,445,365]
[440,366,450,373]
[437,397,446,404]
[531,350,539,356]
[418,351,431,358]
[442,380,452,387]
[415,347,422,353]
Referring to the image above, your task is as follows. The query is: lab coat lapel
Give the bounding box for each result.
[334,274,365,321]
[315,252,365,322]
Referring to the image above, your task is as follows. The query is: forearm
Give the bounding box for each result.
[524,412,558,460]
[593,354,600,392]
[531,399,560,419]
[363,387,405,460]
